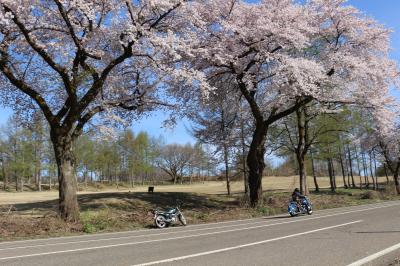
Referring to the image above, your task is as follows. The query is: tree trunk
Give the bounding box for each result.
[344,149,351,187]
[180,169,184,185]
[38,171,41,192]
[15,169,18,192]
[372,151,378,189]
[354,147,362,189]
[327,159,335,192]
[361,152,369,188]
[297,154,308,195]
[223,142,231,196]
[296,108,309,195]
[331,159,337,189]
[173,171,177,184]
[247,122,267,207]
[339,152,348,189]
[130,169,134,188]
[51,130,80,222]
[21,152,25,192]
[83,170,88,190]
[310,150,319,192]
[368,152,376,190]
[240,112,248,195]
[116,167,119,190]
[384,163,389,184]
[1,153,7,191]
[346,145,355,188]
[394,172,400,195]
[4,168,7,190]
[34,145,42,191]
[221,108,231,196]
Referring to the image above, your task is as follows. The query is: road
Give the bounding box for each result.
[0,201,400,266]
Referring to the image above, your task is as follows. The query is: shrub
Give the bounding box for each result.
[360,191,380,200]
[80,209,116,233]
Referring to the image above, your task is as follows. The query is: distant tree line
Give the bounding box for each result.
[191,95,393,196]
[0,115,227,191]
[0,107,392,196]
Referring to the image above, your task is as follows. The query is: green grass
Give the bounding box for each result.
[80,209,116,233]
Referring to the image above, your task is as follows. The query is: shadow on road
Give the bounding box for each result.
[355,231,400,234]
[263,215,292,220]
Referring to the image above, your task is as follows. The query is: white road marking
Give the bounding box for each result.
[0,201,399,254]
[347,242,400,266]
[132,220,363,266]
[0,200,397,247]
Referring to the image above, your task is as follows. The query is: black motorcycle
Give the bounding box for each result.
[152,204,187,228]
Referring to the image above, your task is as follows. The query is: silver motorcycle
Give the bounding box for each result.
[152,204,187,228]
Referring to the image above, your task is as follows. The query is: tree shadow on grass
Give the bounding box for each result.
[78,192,237,211]
[310,189,358,196]
[5,199,58,213]
[7,192,238,213]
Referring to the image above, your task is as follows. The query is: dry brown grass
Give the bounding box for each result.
[0,214,82,240]
[0,175,368,205]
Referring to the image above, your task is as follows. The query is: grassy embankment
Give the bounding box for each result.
[0,176,398,241]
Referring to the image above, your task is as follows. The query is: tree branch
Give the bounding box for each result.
[266,97,312,125]
[0,55,56,125]
[2,4,72,90]
[149,2,183,29]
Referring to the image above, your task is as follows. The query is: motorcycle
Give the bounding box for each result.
[152,204,187,228]
[288,196,313,217]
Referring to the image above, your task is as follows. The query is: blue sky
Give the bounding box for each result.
[0,0,399,144]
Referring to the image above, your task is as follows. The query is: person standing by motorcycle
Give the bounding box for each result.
[291,188,305,211]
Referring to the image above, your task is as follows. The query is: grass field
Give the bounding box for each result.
[0,175,366,205]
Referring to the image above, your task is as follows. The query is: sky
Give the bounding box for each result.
[0,0,399,145]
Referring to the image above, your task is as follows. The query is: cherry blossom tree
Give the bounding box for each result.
[179,0,398,205]
[365,101,400,194]
[190,77,242,195]
[0,0,202,221]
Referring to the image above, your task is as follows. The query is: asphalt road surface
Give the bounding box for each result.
[1,201,400,266]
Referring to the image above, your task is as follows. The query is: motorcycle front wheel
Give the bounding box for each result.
[307,206,313,215]
[155,215,168,228]
[179,214,187,226]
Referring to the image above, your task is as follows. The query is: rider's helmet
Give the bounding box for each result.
[294,188,300,192]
